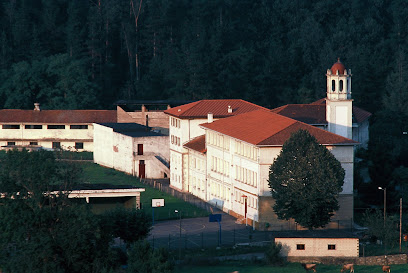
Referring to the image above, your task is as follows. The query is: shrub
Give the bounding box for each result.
[264,242,285,265]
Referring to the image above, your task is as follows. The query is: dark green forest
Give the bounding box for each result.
[0,0,407,206]
[0,0,407,113]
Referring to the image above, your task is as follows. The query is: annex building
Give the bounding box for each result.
[165,60,371,229]
[0,103,116,151]
[93,123,169,179]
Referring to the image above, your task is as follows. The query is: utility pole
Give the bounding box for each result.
[400,198,402,253]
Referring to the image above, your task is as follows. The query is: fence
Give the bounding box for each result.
[149,228,273,251]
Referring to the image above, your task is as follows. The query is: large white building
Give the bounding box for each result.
[164,100,268,192]
[199,109,356,228]
[166,60,370,229]
[0,103,116,151]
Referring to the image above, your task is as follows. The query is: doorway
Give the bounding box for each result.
[139,160,146,178]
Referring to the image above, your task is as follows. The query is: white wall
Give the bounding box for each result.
[133,135,169,178]
[326,145,354,194]
[168,115,219,191]
[275,237,359,257]
[259,147,281,196]
[94,123,169,178]
[93,123,114,168]
[0,122,94,151]
[186,149,207,200]
[112,132,134,174]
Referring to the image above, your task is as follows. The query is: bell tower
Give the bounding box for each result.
[326,59,353,139]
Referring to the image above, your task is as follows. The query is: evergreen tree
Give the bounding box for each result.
[268,129,345,229]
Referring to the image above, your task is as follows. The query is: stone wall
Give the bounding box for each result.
[287,254,407,265]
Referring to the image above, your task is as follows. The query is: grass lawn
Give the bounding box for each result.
[81,162,209,220]
[176,263,408,273]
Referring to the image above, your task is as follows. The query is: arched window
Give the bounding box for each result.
[339,80,343,92]
[332,80,336,91]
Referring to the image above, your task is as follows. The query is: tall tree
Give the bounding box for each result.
[268,129,345,229]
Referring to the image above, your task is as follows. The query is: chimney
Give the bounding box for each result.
[228,105,232,113]
[34,103,40,111]
[207,112,213,123]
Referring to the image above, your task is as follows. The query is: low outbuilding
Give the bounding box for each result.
[275,231,359,257]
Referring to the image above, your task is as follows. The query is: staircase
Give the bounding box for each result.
[152,155,170,177]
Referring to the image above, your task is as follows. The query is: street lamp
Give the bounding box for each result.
[175,210,182,259]
[378,187,386,226]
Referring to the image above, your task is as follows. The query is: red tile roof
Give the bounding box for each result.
[271,104,327,124]
[200,110,358,146]
[330,59,346,75]
[164,99,268,119]
[273,98,371,124]
[0,109,117,123]
[184,135,206,154]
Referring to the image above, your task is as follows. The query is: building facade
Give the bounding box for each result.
[275,235,359,257]
[0,104,116,151]
[164,100,268,192]
[93,123,169,179]
[199,110,356,229]
[169,60,367,229]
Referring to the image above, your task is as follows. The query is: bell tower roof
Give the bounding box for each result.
[330,58,346,75]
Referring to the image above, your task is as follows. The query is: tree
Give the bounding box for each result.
[127,240,173,273]
[99,206,152,245]
[268,129,345,229]
[0,150,114,273]
[363,209,399,251]
[0,54,100,109]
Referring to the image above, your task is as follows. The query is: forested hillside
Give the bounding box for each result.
[0,0,407,114]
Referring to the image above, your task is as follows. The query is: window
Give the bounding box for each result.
[75,142,84,149]
[3,125,20,129]
[48,125,65,129]
[328,244,336,250]
[296,244,305,250]
[30,142,38,146]
[339,80,343,92]
[332,80,335,91]
[52,142,61,149]
[70,125,88,129]
[137,144,143,155]
[7,142,15,146]
[25,125,42,129]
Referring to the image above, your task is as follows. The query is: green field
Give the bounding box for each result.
[176,263,408,273]
[82,162,209,220]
